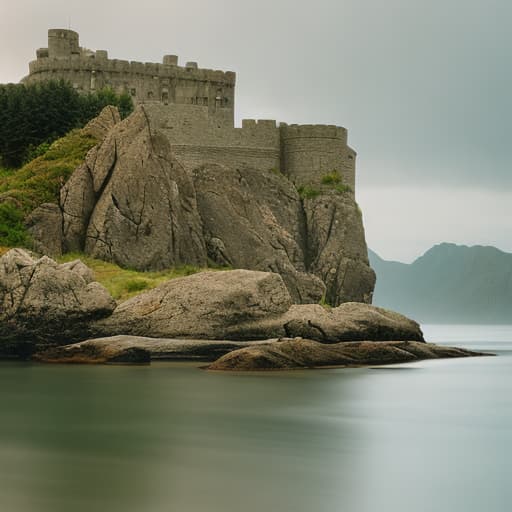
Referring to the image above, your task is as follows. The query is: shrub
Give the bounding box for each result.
[334,184,353,194]
[297,185,321,199]
[321,170,342,185]
[0,202,28,246]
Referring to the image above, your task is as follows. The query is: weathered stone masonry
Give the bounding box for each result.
[23,29,356,190]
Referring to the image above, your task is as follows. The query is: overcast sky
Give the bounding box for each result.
[1,0,510,262]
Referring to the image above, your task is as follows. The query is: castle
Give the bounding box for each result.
[23,29,356,190]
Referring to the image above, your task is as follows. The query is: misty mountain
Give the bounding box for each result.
[369,243,512,324]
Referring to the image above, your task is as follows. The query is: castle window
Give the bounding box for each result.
[348,155,354,160]
[162,91,169,104]
[204,97,209,105]
[130,88,136,96]
[148,91,154,99]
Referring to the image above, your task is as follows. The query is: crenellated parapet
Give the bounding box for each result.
[22,29,358,193]
[280,123,355,190]
[24,29,236,124]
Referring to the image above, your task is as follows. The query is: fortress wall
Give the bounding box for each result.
[280,124,355,190]
[26,47,236,122]
[144,104,281,173]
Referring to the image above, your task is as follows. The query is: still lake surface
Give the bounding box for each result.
[0,325,511,512]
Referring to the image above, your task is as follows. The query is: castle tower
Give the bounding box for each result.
[280,124,356,191]
[47,29,80,59]
[24,29,236,126]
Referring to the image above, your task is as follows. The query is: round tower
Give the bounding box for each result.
[48,29,80,59]
[280,124,356,191]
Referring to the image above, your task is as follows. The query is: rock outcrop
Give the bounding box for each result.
[93,269,422,342]
[207,338,491,371]
[34,335,277,364]
[0,249,116,356]
[25,203,63,257]
[63,108,207,269]
[192,164,326,303]
[304,194,376,305]
[29,106,375,305]
[94,269,293,339]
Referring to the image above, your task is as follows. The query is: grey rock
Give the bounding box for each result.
[81,105,121,140]
[193,164,325,303]
[0,249,116,353]
[207,338,492,371]
[304,193,376,305]
[60,161,96,252]
[93,269,422,343]
[83,107,207,270]
[25,203,63,256]
[94,269,293,339]
[221,302,424,342]
[34,335,278,364]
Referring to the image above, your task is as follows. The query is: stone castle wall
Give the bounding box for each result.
[24,29,236,124]
[280,124,356,190]
[23,29,356,192]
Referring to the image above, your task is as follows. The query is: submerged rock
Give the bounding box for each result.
[207,338,491,371]
[0,249,116,356]
[34,335,277,364]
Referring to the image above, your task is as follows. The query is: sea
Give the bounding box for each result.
[0,325,511,512]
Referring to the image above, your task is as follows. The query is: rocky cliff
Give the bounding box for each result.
[29,106,375,305]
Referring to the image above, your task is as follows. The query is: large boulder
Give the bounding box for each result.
[207,338,491,371]
[94,269,293,339]
[25,203,63,256]
[93,269,422,343]
[0,249,116,357]
[62,106,208,269]
[220,302,424,342]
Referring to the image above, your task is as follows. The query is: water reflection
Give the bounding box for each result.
[0,329,511,512]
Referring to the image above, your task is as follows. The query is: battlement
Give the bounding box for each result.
[28,55,236,85]
[280,123,347,144]
[22,29,357,192]
[24,29,236,124]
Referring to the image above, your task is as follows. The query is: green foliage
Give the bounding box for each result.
[0,202,28,246]
[124,279,150,293]
[321,170,343,185]
[0,129,97,248]
[57,253,209,302]
[0,129,97,213]
[334,184,353,194]
[297,185,321,199]
[23,141,52,165]
[0,80,133,168]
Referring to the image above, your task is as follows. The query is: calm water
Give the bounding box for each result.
[1,325,511,512]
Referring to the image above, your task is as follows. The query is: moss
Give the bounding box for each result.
[321,170,343,185]
[57,253,223,302]
[297,185,321,199]
[334,184,353,194]
[0,129,97,247]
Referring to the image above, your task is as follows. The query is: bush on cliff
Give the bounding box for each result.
[0,129,98,246]
[0,80,132,168]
